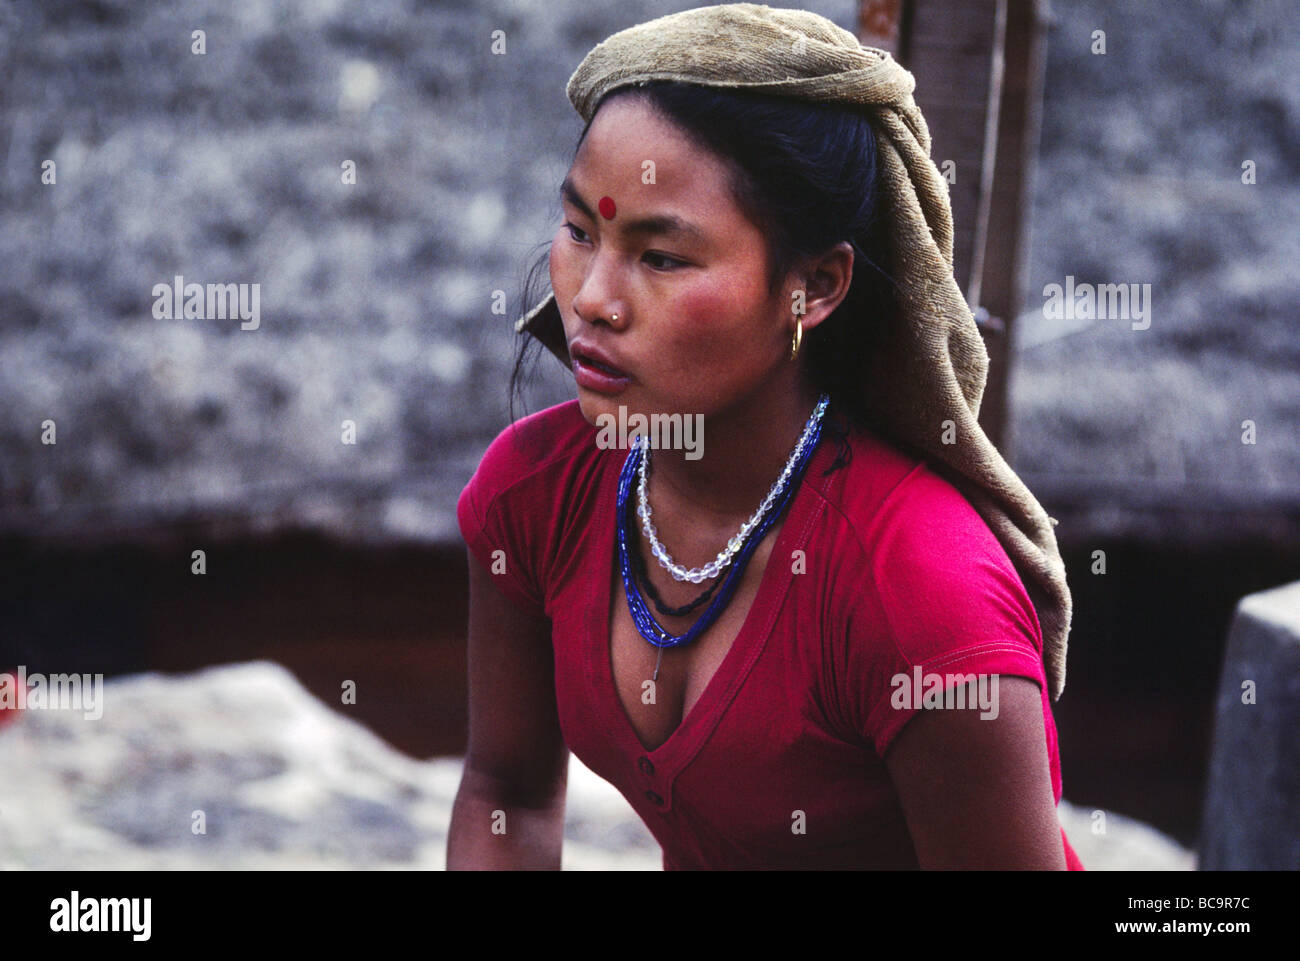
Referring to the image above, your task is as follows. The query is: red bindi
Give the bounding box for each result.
[598,195,617,219]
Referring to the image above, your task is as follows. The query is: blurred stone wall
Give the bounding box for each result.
[0,0,1295,548]
[1012,0,1300,540]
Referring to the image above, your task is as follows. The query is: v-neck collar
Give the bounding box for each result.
[586,434,835,793]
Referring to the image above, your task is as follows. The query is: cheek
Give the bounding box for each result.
[662,285,770,359]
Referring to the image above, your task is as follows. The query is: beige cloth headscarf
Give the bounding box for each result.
[515,3,1073,699]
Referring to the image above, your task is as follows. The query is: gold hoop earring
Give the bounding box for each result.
[790,318,803,361]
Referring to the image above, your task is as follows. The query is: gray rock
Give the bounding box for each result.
[0,659,1189,869]
[1200,580,1300,869]
[0,660,661,869]
[1058,800,1195,871]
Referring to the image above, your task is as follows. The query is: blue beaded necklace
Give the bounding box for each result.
[615,397,830,679]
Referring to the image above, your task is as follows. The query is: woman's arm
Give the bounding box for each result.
[446,549,569,870]
[883,675,1067,869]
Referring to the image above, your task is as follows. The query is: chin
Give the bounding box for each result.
[574,389,622,428]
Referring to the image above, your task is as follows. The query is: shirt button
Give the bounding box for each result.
[645,789,664,806]
[638,757,655,776]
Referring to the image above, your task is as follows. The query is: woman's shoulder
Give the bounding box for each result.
[470,399,597,493]
[455,399,603,616]
[811,423,940,550]
[813,421,1048,759]
[819,421,1010,569]
[456,399,601,541]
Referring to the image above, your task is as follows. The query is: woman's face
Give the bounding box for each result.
[550,95,796,427]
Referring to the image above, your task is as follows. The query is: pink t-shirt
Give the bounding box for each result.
[457,399,1083,870]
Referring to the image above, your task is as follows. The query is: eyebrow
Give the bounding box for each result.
[560,176,707,244]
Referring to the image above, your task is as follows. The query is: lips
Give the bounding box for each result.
[577,354,626,377]
[569,341,630,378]
[569,339,632,396]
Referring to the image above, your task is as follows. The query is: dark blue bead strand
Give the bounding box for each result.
[615,399,829,650]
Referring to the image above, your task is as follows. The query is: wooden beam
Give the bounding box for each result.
[978,0,1048,463]
[857,0,1038,451]
[904,0,1005,303]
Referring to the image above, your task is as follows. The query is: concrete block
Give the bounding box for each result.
[1200,580,1300,869]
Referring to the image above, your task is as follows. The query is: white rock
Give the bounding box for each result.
[0,661,1191,870]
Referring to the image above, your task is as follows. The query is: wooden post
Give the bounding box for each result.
[857,0,1044,456]
[888,0,1004,305]
[978,0,1048,463]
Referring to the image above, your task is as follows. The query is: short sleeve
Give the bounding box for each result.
[456,425,549,620]
[847,467,1050,760]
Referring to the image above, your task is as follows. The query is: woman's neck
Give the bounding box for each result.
[648,372,823,524]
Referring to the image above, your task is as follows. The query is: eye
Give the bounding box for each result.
[643,251,686,271]
[563,221,590,244]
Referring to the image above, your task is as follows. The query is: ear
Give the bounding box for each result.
[783,242,854,336]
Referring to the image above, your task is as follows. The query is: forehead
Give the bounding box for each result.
[569,96,740,219]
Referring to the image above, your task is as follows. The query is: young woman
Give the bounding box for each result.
[447,4,1081,870]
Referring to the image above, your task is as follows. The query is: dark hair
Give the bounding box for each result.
[509,80,899,470]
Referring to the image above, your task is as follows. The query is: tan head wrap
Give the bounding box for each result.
[515,3,1072,699]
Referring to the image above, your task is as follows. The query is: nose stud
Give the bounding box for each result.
[611,313,619,322]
